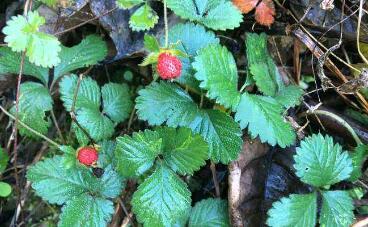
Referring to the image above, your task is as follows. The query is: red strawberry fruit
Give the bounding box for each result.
[77,146,98,166]
[156,52,182,80]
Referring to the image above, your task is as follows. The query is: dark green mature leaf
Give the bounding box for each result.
[246,33,269,66]
[0,148,9,173]
[129,4,159,31]
[294,134,353,187]
[166,0,243,31]
[167,23,219,88]
[132,164,191,226]
[235,92,295,147]
[267,193,317,227]
[193,43,240,110]
[115,130,162,177]
[189,198,229,227]
[59,194,114,227]
[249,63,277,96]
[101,83,132,123]
[156,127,208,175]
[98,140,116,168]
[349,144,368,181]
[136,82,242,163]
[54,35,107,81]
[320,191,354,227]
[27,156,123,205]
[275,85,304,108]
[0,47,49,84]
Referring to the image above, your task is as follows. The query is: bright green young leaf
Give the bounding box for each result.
[0,47,49,84]
[144,34,160,52]
[235,92,295,147]
[166,23,219,88]
[101,83,132,123]
[59,194,114,227]
[39,0,57,7]
[349,144,368,182]
[54,35,108,81]
[136,82,242,163]
[294,134,353,187]
[267,193,317,227]
[0,148,9,173]
[0,182,12,197]
[129,4,159,31]
[249,63,277,96]
[275,85,304,108]
[189,198,229,227]
[2,11,61,67]
[132,164,191,226]
[193,43,241,110]
[115,130,162,177]
[166,0,243,31]
[10,82,53,138]
[116,0,144,9]
[156,127,208,175]
[320,191,354,227]
[27,156,124,205]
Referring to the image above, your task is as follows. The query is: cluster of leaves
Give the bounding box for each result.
[267,134,368,227]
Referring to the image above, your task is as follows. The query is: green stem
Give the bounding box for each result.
[163,0,169,48]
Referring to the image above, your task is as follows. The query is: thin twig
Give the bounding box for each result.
[163,0,169,48]
[357,0,368,65]
[50,110,65,144]
[210,162,220,197]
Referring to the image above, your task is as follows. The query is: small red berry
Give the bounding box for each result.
[77,146,98,166]
[156,52,182,80]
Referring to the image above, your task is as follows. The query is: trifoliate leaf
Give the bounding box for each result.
[59,194,114,227]
[294,134,353,187]
[0,47,49,84]
[115,130,162,177]
[275,85,304,108]
[116,0,144,9]
[136,82,242,163]
[249,62,277,96]
[349,144,368,182]
[320,191,354,227]
[189,198,229,227]
[131,164,191,226]
[2,11,61,67]
[166,22,219,88]
[167,0,243,31]
[0,148,9,173]
[0,182,12,197]
[54,35,108,81]
[267,193,317,227]
[193,43,241,110]
[144,34,160,52]
[101,83,132,123]
[129,4,159,31]
[235,92,295,147]
[10,82,53,138]
[27,156,124,205]
[156,127,208,175]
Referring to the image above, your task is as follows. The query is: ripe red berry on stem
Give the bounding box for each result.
[156,52,182,80]
[77,146,98,166]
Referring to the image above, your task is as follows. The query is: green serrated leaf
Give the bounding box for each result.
[189,198,229,227]
[136,82,242,163]
[294,134,353,187]
[39,0,57,7]
[193,43,240,110]
[0,182,12,197]
[166,22,219,88]
[129,4,159,31]
[115,130,162,177]
[349,144,368,182]
[249,63,277,96]
[139,52,159,66]
[166,0,243,31]
[58,194,114,227]
[97,140,116,168]
[116,0,144,9]
[2,11,61,67]
[54,35,108,81]
[101,83,132,123]
[275,85,304,108]
[320,191,354,227]
[27,156,124,205]
[267,193,317,227]
[235,92,295,147]
[59,145,77,169]
[144,34,160,52]
[132,164,191,226]
[157,127,208,175]
[0,148,9,173]
[246,33,269,66]
[0,47,49,84]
